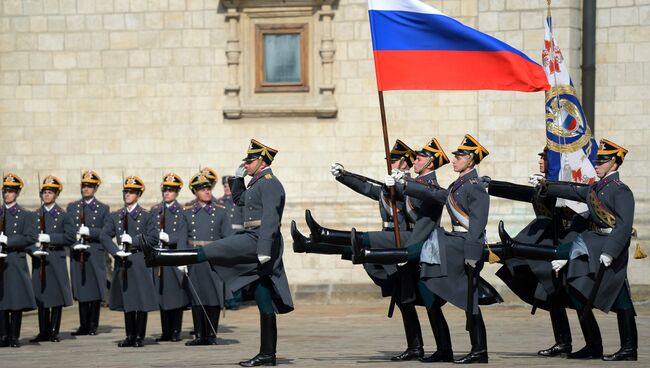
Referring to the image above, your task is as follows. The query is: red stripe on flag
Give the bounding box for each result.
[373,50,550,92]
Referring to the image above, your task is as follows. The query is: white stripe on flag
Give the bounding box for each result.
[368,0,447,16]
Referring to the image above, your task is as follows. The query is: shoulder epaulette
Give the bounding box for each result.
[468,178,479,185]
[214,203,226,209]
[151,204,162,212]
[264,173,273,180]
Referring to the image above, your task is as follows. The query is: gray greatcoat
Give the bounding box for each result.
[29,204,75,308]
[149,201,190,310]
[101,204,159,312]
[0,205,38,311]
[66,198,111,302]
[182,200,230,308]
[202,168,294,314]
[547,172,634,313]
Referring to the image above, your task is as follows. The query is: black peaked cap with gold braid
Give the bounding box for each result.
[200,167,218,187]
[189,173,212,193]
[416,137,450,169]
[596,138,628,165]
[81,170,102,186]
[3,173,24,190]
[243,139,278,165]
[390,139,417,167]
[123,175,145,194]
[452,134,489,164]
[41,175,63,193]
[162,172,183,191]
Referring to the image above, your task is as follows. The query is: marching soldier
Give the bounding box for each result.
[499,139,638,361]
[182,172,230,346]
[66,170,111,336]
[351,134,496,364]
[101,176,158,347]
[292,139,430,361]
[29,176,75,343]
[144,139,294,367]
[149,173,189,342]
[0,173,38,348]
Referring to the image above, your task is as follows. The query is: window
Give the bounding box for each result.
[255,24,309,93]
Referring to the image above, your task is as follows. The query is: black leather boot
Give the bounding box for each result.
[170,308,183,342]
[143,245,200,267]
[567,309,602,359]
[602,309,637,361]
[306,209,363,245]
[538,306,572,357]
[0,310,8,347]
[239,313,277,367]
[291,221,347,255]
[351,229,408,265]
[30,307,51,342]
[185,307,205,346]
[204,307,219,345]
[118,312,136,347]
[88,300,100,335]
[8,311,22,348]
[498,221,560,260]
[134,311,147,347]
[391,303,424,361]
[454,311,488,364]
[156,310,171,342]
[72,301,90,336]
[421,305,454,362]
[481,244,511,262]
[49,306,62,342]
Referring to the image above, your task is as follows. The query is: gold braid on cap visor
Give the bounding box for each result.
[422,146,449,167]
[391,148,416,163]
[598,145,627,159]
[457,143,487,161]
[247,146,276,162]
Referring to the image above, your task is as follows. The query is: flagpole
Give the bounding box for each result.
[377,91,402,248]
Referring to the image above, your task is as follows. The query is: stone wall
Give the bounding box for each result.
[2,0,649,299]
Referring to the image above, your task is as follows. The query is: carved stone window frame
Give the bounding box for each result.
[255,23,309,93]
[222,0,337,119]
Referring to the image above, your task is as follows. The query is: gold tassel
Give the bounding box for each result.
[631,228,647,259]
[486,243,501,264]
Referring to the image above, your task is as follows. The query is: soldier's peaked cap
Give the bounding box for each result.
[390,140,417,167]
[416,137,450,169]
[452,134,489,164]
[243,139,278,165]
[596,139,627,165]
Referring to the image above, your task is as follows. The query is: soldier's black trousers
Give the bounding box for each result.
[253,277,275,315]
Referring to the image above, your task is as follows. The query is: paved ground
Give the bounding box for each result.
[1,302,648,367]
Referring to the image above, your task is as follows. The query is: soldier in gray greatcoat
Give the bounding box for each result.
[144,139,293,367]
[149,173,189,342]
[101,175,158,348]
[182,172,230,346]
[28,176,75,343]
[217,175,246,309]
[66,170,111,336]
[352,134,496,364]
[499,138,638,361]
[0,173,38,348]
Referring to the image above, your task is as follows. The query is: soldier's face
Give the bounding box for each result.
[223,183,231,196]
[391,159,409,172]
[539,157,547,173]
[81,184,97,198]
[162,189,178,203]
[2,189,18,204]
[123,190,139,205]
[413,155,430,173]
[452,154,472,172]
[244,159,267,175]
[195,187,212,203]
[41,189,57,205]
[595,159,617,178]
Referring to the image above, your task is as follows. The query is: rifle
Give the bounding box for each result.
[158,199,165,279]
[79,199,87,277]
[121,173,129,284]
[336,165,383,186]
[38,174,47,286]
[0,192,5,266]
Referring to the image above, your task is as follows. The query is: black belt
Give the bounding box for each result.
[47,246,66,251]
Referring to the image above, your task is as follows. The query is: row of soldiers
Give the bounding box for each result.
[290,135,639,364]
[0,166,244,348]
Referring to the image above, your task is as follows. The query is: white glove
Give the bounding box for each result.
[177,265,188,273]
[33,250,49,256]
[0,234,7,245]
[384,174,396,187]
[78,225,90,236]
[465,259,478,268]
[73,243,90,251]
[528,173,545,186]
[600,253,613,268]
[38,233,50,243]
[330,163,344,178]
[116,250,131,258]
[551,260,568,272]
[120,233,132,245]
[258,254,271,264]
[235,163,246,178]
[391,169,405,184]
[0,252,6,258]
[159,231,170,243]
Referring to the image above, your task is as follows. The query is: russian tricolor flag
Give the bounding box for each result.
[369,0,550,92]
